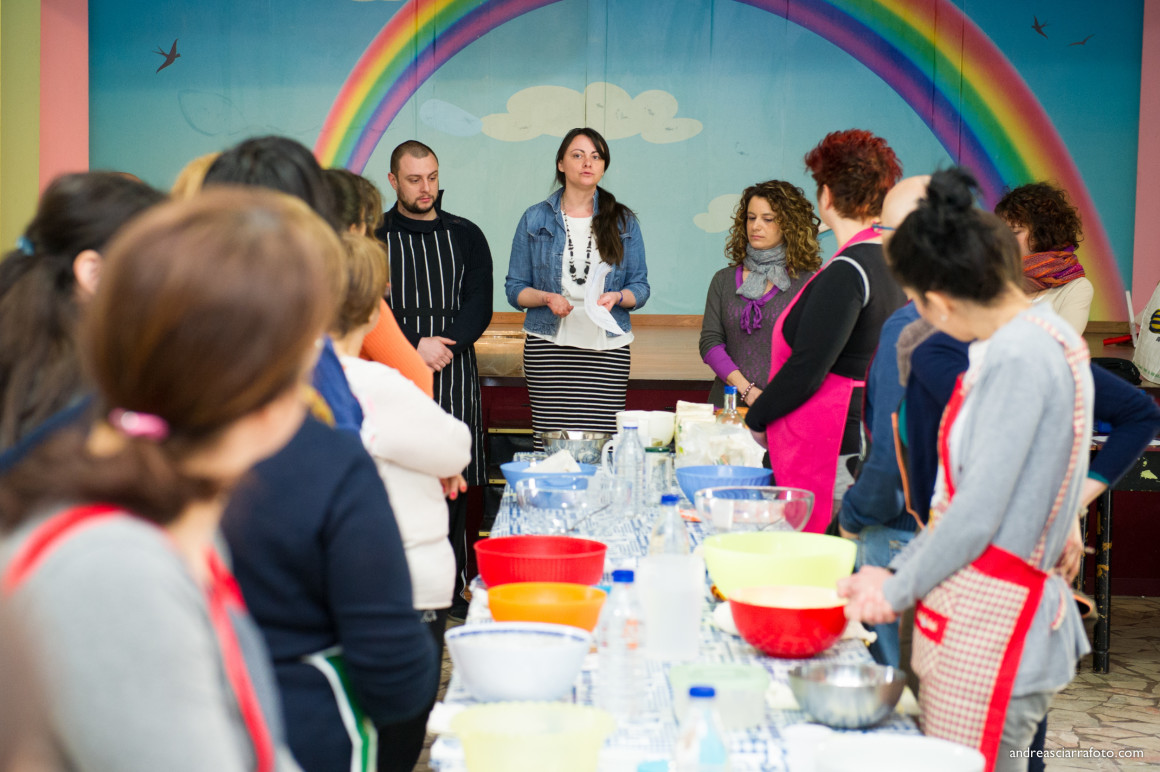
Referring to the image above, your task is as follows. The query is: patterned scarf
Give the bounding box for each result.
[1022,247,1085,292]
[737,244,788,335]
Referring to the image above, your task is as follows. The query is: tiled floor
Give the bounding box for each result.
[413,598,1160,771]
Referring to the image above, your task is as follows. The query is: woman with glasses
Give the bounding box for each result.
[698,180,821,409]
[744,129,907,533]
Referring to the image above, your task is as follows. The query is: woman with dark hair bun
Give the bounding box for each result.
[841,168,1093,772]
[744,129,906,533]
[505,127,650,444]
[0,172,165,452]
[699,180,821,408]
[994,181,1092,334]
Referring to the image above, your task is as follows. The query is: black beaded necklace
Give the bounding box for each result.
[563,213,592,286]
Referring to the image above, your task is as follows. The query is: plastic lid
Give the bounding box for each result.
[611,569,635,583]
[688,685,716,698]
[660,494,680,506]
[723,385,737,394]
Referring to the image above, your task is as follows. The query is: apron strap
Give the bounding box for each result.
[2,504,122,594]
[830,256,870,309]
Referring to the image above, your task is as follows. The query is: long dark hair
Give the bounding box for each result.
[554,127,635,266]
[0,172,165,450]
[887,167,1021,305]
[0,189,338,529]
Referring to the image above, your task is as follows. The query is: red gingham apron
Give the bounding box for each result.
[911,316,1088,770]
[765,228,878,532]
[2,505,277,772]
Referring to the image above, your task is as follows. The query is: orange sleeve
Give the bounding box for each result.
[360,299,435,398]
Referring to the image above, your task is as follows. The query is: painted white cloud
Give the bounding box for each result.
[694,194,742,234]
[482,82,702,144]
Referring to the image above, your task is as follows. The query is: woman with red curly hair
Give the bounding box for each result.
[744,129,907,532]
[698,180,822,408]
[995,182,1092,335]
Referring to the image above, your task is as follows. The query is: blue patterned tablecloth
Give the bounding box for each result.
[430,466,919,771]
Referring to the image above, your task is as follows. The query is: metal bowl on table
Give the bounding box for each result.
[787,662,906,728]
[541,430,612,466]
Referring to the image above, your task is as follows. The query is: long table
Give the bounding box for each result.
[429,478,920,771]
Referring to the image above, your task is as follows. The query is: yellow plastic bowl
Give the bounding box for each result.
[486,582,607,631]
[702,532,856,598]
[451,702,616,772]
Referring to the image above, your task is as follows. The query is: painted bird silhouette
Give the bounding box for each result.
[154,39,180,73]
[1032,16,1049,39]
[1069,34,1095,46]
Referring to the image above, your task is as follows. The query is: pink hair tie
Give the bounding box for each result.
[108,409,169,441]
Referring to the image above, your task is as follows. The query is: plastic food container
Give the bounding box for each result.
[668,662,771,730]
[474,535,607,587]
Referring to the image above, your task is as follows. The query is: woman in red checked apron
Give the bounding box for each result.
[745,130,906,532]
[841,169,1093,772]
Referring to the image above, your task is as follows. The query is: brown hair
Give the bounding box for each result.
[554,127,635,266]
[725,180,822,277]
[390,140,437,176]
[0,188,338,528]
[804,129,902,220]
[334,233,389,336]
[170,152,221,199]
[994,181,1083,254]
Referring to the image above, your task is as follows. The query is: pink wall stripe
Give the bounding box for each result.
[1131,3,1160,316]
[39,0,89,188]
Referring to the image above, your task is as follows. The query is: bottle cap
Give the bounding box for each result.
[622,420,639,429]
[611,569,635,583]
[660,494,680,506]
[723,385,737,394]
[689,685,716,698]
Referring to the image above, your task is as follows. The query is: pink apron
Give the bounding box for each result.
[765,228,879,532]
[912,316,1088,770]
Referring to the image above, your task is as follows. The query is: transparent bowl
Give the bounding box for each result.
[701,531,857,598]
[695,486,814,532]
[514,476,604,534]
[445,622,591,702]
[788,662,907,729]
[451,703,616,772]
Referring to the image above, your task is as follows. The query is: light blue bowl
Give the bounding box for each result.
[500,461,598,488]
[675,465,771,503]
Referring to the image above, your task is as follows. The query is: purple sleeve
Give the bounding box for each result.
[703,344,740,382]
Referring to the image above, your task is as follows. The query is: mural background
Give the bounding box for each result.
[90,0,1144,318]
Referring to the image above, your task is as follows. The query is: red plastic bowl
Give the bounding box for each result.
[474,535,607,587]
[728,585,847,659]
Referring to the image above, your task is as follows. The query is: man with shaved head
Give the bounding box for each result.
[835,174,930,668]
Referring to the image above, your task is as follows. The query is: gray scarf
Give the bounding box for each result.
[739,243,790,300]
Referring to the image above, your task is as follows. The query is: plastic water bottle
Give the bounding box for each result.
[595,569,643,719]
[716,385,744,426]
[649,494,691,555]
[614,421,647,515]
[673,686,731,771]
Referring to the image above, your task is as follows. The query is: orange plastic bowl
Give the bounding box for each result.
[728,586,847,659]
[487,582,608,631]
[475,535,607,587]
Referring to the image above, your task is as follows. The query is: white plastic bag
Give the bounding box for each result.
[1133,281,1160,382]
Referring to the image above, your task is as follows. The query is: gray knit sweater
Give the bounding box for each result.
[884,305,1093,696]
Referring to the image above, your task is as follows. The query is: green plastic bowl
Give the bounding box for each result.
[702,531,857,598]
[451,702,615,772]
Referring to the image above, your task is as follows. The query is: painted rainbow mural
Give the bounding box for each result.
[315,0,1124,318]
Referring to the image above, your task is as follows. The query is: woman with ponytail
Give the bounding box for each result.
[839,168,1093,772]
[505,127,650,444]
[0,188,337,772]
[0,172,164,452]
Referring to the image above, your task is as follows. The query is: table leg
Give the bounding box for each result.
[1093,488,1112,673]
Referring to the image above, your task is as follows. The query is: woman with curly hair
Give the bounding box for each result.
[994,182,1092,334]
[699,180,821,407]
[744,129,907,532]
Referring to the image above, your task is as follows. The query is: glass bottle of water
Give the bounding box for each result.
[595,569,643,720]
[717,385,744,426]
[673,686,731,771]
[649,493,691,555]
[614,421,647,516]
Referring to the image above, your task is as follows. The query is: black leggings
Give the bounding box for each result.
[376,608,449,772]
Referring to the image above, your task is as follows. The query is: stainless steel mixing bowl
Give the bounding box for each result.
[541,431,612,466]
[787,662,906,729]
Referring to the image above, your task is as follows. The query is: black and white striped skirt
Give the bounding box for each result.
[523,335,631,448]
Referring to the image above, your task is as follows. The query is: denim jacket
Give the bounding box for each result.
[504,188,649,337]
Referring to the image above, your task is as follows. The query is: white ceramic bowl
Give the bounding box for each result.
[445,621,592,702]
[616,410,675,447]
[815,733,985,772]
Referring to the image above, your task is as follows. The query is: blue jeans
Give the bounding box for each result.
[851,525,916,668]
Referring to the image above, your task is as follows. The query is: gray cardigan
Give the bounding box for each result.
[884,305,1093,697]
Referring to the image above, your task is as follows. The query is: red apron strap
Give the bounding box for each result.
[205,550,277,772]
[2,504,123,594]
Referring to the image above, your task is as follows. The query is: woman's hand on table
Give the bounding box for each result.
[838,566,897,625]
[545,292,574,317]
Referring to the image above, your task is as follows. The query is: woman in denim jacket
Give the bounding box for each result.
[504,127,649,445]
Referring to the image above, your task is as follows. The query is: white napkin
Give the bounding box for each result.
[583,261,626,335]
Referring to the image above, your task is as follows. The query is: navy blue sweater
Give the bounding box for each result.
[221,417,437,772]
